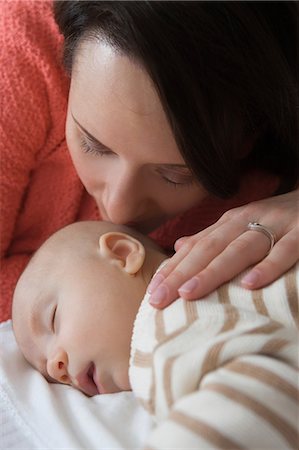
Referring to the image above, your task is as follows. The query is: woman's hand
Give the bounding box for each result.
[148,188,299,308]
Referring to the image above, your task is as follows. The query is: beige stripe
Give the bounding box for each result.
[252,288,268,316]
[284,269,299,328]
[221,305,240,333]
[155,309,166,342]
[164,355,177,408]
[201,340,226,376]
[226,360,299,401]
[155,307,199,410]
[132,350,153,368]
[184,300,199,324]
[260,338,290,355]
[155,300,198,345]
[203,382,298,448]
[247,321,282,335]
[201,304,240,374]
[200,319,283,377]
[218,283,230,304]
[150,375,156,414]
[138,397,154,415]
[170,410,243,449]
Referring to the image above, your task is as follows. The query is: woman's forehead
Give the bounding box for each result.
[73,39,160,114]
[69,41,185,167]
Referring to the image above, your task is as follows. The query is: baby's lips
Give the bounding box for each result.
[75,362,99,396]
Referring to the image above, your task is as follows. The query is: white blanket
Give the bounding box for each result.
[0,320,153,450]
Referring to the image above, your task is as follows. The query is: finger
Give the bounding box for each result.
[148,222,245,307]
[241,229,299,289]
[147,241,193,294]
[173,216,230,252]
[155,219,244,283]
[177,229,271,300]
[148,237,224,308]
[174,236,190,252]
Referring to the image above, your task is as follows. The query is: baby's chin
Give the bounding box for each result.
[105,367,131,394]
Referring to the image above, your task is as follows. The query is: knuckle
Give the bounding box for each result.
[198,235,220,253]
[227,237,251,253]
[238,204,257,222]
[160,264,175,277]
[201,265,217,281]
[257,258,279,274]
[166,269,186,286]
[181,239,196,251]
[184,234,200,247]
[221,208,237,221]
[220,205,249,223]
[235,202,262,223]
[220,206,244,221]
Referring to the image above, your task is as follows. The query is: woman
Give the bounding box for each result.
[1,1,298,321]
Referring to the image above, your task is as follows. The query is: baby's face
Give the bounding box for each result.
[12,228,146,396]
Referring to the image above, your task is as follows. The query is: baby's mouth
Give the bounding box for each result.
[76,363,99,396]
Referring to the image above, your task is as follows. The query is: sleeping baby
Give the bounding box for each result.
[12,221,298,449]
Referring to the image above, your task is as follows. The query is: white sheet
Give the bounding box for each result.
[0,320,153,450]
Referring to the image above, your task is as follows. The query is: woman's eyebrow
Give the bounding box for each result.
[71,112,188,170]
[71,113,110,149]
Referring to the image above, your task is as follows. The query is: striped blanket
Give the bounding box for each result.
[129,263,299,449]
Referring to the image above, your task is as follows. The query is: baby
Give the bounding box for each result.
[12,221,298,449]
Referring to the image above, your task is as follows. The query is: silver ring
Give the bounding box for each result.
[247,222,276,254]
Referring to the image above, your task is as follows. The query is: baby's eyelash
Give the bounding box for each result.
[52,306,57,333]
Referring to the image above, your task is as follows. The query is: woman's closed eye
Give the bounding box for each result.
[79,133,195,188]
[156,168,195,188]
[80,135,114,157]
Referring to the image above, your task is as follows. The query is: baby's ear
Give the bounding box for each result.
[98,232,145,275]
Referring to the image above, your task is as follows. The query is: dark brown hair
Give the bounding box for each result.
[54,1,298,197]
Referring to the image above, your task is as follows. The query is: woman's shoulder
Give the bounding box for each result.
[0,0,64,68]
[0,0,69,157]
[1,0,57,33]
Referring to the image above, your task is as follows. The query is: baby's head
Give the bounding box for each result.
[12,221,166,396]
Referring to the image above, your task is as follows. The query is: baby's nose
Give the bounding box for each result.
[47,349,70,385]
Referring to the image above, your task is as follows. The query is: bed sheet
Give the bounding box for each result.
[0,320,154,450]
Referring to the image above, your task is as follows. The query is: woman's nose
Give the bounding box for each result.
[103,171,146,224]
[47,349,70,385]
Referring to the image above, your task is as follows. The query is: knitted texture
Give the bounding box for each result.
[0,1,277,322]
[0,0,99,321]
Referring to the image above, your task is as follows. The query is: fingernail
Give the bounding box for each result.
[178,277,198,295]
[149,284,168,305]
[242,270,260,287]
[147,273,165,294]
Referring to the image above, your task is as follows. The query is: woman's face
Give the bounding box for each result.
[66,40,206,233]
